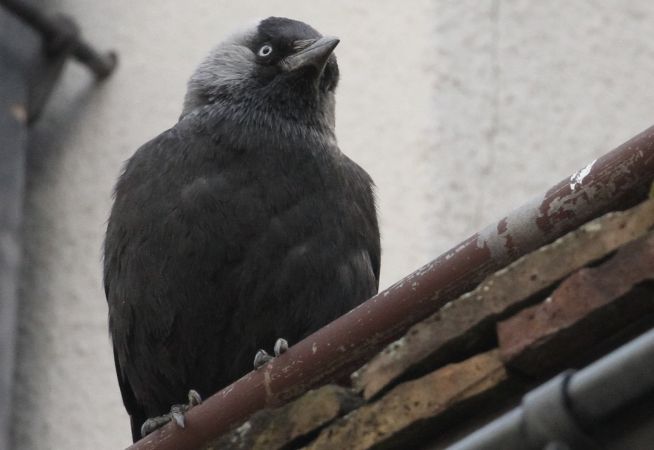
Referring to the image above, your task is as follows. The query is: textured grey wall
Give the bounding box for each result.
[11,1,654,449]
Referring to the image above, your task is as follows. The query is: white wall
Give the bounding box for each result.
[11,1,654,448]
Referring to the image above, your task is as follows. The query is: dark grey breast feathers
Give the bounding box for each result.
[103,16,380,442]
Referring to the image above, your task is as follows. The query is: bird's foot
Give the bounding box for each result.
[140,389,202,437]
[253,338,288,369]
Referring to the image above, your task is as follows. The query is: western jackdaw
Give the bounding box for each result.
[104,16,380,442]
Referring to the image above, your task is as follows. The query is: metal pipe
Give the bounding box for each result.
[0,0,117,78]
[129,126,654,450]
[446,328,654,450]
[567,323,654,426]
[0,8,34,449]
[446,409,524,450]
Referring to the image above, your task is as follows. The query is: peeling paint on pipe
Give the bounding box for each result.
[129,126,654,450]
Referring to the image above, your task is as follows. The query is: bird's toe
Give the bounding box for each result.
[170,405,186,428]
[188,389,202,407]
[274,338,289,356]
[253,349,273,369]
[141,416,171,438]
[139,389,202,437]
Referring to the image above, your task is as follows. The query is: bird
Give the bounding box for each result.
[103,16,380,442]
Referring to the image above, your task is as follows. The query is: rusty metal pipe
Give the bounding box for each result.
[129,126,654,450]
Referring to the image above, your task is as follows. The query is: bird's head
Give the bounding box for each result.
[181,17,340,128]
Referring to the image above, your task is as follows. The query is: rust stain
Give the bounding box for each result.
[496,216,518,258]
[536,130,654,237]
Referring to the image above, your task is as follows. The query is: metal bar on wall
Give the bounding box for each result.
[0,9,39,450]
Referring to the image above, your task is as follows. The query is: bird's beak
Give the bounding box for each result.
[281,36,340,73]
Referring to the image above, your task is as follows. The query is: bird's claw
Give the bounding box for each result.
[253,338,289,369]
[171,405,186,428]
[274,338,288,356]
[140,389,202,437]
[141,416,171,437]
[253,349,273,369]
[187,389,202,406]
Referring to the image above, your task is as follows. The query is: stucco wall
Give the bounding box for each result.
[10,1,654,448]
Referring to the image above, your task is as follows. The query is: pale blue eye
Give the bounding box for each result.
[258,45,273,57]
